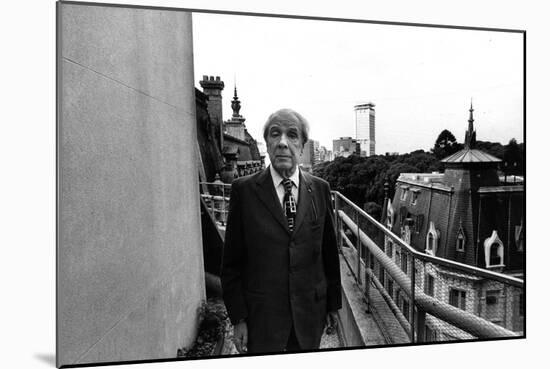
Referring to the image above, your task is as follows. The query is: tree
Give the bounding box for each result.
[503,138,524,175]
[432,129,461,160]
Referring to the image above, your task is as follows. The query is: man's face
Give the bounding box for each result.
[266,118,304,177]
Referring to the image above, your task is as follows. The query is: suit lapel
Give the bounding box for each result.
[293,170,312,235]
[254,168,290,233]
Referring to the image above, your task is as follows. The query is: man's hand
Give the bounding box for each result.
[233,320,248,353]
[325,311,338,335]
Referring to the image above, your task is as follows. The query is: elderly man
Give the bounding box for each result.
[221,108,342,354]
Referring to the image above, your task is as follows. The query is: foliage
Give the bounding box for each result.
[178,298,228,358]
[503,138,524,175]
[313,131,524,215]
[431,129,462,160]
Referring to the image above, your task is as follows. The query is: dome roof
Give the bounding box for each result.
[441,148,501,163]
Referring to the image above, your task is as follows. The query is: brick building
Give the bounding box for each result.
[381,104,524,337]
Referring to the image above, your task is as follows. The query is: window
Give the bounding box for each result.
[483,230,505,268]
[387,279,394,299]
[425,221,439,255]
[424,274,435,296]
[425,325,436,342]
[414,214,424,233]
[449,288,467,310]
[379,267,385,284]
[401,225,411,244]
[386,241,393,258]
[486,290,499,305]
[490,244,501,265]
[400,187,409,201]
[386,203,394,230]
[485,290,501,322]
[427,234,434,251]
[456,226,466,252]
[401,252,408,274]
[402,299,410,320]
[411,190,419,205]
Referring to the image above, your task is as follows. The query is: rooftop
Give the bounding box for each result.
[478,185,524,194]
[441,148,502,164]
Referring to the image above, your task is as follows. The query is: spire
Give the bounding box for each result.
[468,99,474,132]
[231,83,242,118]
[464,99,477,149]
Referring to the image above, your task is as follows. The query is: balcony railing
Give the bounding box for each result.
[200,181,232,226]
[333,191,524,343]
[199,180,524,344]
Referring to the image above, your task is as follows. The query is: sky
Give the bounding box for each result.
[192,12,523,155]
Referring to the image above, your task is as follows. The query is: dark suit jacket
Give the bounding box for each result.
[221,168,342,353]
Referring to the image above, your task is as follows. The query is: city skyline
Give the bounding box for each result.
[193,12,523,155]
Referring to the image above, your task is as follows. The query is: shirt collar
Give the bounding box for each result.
[269,165,300,189]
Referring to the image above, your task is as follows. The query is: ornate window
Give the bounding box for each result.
[456,226,466,252]
[484,230,505,269]
[425,221,440,255]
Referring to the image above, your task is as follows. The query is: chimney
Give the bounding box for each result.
[200,76,225,149]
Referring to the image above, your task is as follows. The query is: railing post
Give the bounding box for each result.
[416,258,426,342]
[335,194,342,251]
[364,243,371,313]
[221,185,226,226]
[410,253,416,343]
[355,210,362,286]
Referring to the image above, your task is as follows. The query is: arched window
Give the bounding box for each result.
[483,230,505,269]
[425,221,439,255]
[490,244,501,265]
[456,226,466,252]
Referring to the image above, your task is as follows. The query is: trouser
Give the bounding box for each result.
[285,324,301,351]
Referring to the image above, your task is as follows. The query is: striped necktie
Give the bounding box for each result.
[282,178,297,232]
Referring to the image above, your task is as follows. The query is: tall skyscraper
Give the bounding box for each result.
[354,102,376,156]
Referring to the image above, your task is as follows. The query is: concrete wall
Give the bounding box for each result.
[57,4,204,366]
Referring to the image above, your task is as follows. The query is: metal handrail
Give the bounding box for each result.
[199,181,233,189]
[332,191,524,288]
[338,209,517,339]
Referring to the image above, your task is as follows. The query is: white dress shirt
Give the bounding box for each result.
[269,165,300,209]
